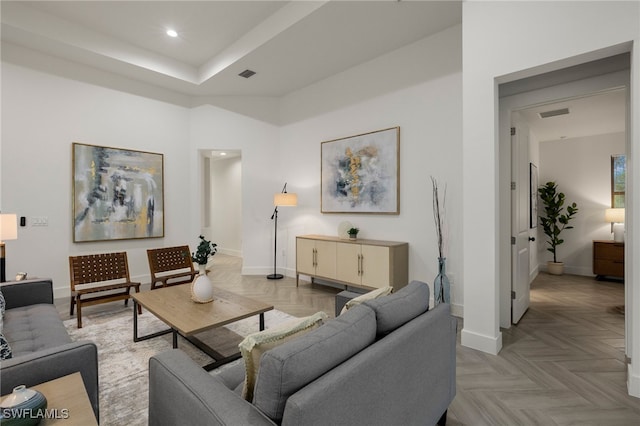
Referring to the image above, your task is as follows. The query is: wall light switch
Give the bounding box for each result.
[32,216,49,227]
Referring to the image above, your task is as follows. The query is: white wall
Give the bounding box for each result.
[1,63,190,297]
[538,132,625,275]
[462,0,640,397]
[279,25,463,311]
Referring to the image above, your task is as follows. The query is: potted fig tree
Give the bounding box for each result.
[538,181,579,275]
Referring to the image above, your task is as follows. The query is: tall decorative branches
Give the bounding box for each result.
[431,176,447,259]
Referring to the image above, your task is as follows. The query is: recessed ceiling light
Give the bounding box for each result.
[166,29,178,38]
[220,152,227,156]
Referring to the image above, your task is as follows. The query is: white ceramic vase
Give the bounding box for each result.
[191,273,214,303]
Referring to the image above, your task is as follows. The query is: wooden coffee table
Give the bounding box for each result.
[132,285,273,370]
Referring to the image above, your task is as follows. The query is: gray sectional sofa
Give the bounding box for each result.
[0,278,99,421]
[149,280,457,425]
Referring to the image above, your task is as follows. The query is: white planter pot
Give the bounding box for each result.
[547,261,564,275]
[191,274,214,303]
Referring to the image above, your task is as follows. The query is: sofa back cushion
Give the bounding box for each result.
[363,280,430,336]
[253,304,376,423]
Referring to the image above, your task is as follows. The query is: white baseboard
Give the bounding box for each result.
[54,286,70,300]
[241,267,298,278]
[218,248,242,257]
[451,302,463,318]
[529,264,539,283]
[461,328,502,355]
[538,263,593,277]
[628,365,640,398]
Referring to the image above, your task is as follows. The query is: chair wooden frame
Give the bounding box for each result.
[69,252,141,328]
[147,245,197,290]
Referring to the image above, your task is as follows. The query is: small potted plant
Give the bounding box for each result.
[538,181,578,275]
[192,235,217,275]
[347,227,359,240]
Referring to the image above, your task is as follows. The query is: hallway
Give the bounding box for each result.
[450,273,635,425]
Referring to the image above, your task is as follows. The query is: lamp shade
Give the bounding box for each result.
[605,208,625,224]
[274,193,298,207]
[0,214,18,241]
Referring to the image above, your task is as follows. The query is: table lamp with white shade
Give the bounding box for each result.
[0,213,18,282]
[605,208,625,242]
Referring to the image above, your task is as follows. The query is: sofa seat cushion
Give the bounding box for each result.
[253,304,376,423]
[363,280,429,336]
[2,304,71,357]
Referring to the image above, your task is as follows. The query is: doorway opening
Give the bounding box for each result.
[499,52,630,365]
[201,149,242,258]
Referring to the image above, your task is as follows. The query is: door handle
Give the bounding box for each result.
[528,237,536,242]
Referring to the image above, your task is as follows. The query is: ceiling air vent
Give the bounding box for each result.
[538,108,570,119]
[238,69,256,79]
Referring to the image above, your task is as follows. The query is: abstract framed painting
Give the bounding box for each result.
[321,127,400,214]
[72,142,164,242]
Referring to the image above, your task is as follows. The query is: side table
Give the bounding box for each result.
[593,240,624,280]
[1,372,98,425]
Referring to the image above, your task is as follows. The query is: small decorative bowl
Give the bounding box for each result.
[0,385,48,426]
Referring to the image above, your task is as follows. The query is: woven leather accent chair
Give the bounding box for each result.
[69,252,141,328]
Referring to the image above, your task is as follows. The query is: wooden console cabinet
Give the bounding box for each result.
[593,240,624,280]
[296,235,408,291]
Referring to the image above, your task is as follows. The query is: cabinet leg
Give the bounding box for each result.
[296,274,299,287]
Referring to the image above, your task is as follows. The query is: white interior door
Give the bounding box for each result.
[511,113,531,324]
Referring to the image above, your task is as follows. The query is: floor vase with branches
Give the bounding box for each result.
[432,177,450,305]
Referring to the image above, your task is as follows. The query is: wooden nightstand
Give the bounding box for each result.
[593,240,624,280]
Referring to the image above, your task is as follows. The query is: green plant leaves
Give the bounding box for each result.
[538,181,579,263]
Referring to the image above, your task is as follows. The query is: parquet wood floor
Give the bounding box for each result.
[449,273,639,425]
[54,254,640,425]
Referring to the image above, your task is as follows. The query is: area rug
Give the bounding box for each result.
[64,306,295,426]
